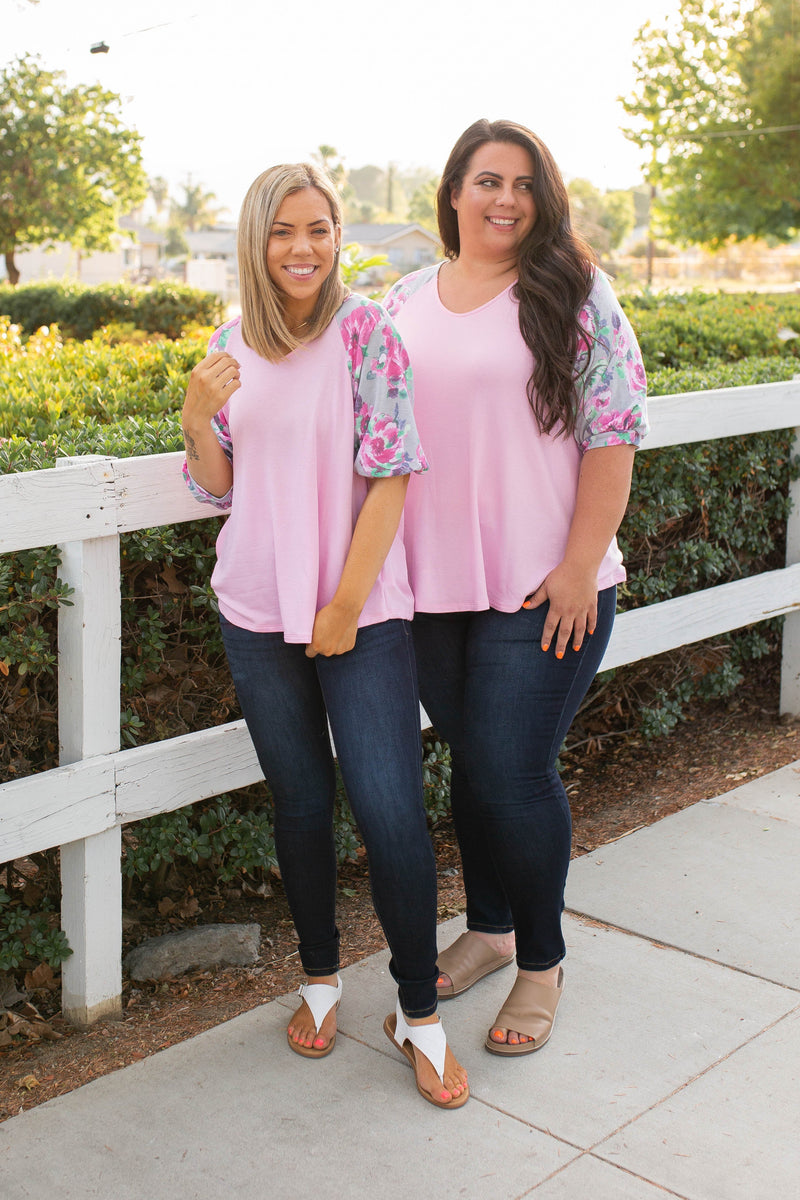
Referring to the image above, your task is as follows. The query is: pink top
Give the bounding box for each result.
[183,296,428,642]
[384,265,648,613]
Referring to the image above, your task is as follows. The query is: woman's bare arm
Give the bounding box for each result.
[306,474,411,657]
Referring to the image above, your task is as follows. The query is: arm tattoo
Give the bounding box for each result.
[184,430,200,462]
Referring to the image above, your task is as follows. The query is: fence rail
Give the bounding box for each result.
[2,379,800,1025]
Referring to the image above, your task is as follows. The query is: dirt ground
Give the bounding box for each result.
[2,674,799,1123]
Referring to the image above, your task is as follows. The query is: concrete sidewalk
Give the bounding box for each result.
[2,761,798,1199]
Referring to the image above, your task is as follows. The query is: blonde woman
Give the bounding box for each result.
[182,163,468,1108]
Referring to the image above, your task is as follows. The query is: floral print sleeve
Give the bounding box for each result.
[182,321,237,509]
[383,263,440,321]
[337,295,429,478]
[573,272,649,452]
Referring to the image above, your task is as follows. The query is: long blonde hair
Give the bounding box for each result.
[238,163,348,361]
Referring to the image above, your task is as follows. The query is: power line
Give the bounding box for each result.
[120,16,204,40]
[700,123,800,139]
[121,22,181,39]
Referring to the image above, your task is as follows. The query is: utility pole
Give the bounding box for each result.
[387,163,395,216]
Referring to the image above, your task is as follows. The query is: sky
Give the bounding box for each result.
[5,0,684,221]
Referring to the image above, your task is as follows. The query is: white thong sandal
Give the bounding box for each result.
[287,976,342,1058]
[383,1000,469,1109]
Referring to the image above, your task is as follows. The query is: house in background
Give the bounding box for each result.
[2,220,441,299]
[180,223,440,297]
[3,218,165,287]
[183,228,238,299]
[343,223,440,284]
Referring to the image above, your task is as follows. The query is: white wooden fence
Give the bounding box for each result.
[2,379,800,1026]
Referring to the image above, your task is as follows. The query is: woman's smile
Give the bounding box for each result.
[266,187,339,322]
[451,142,537,260]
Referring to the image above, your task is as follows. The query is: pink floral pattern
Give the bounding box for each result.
[572,273,648,449]
[337,295,429,478]
[184,298,427,508]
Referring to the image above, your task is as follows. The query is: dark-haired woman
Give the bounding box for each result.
[384,120,648,1055]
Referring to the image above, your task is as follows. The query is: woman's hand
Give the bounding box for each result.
[524,561,598,658]
[182,351,240,428]
[181,351,239,499]
[305,601,359,658]
[526,444,636,658]
[305,475,410,659]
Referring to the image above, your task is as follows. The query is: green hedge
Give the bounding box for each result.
[0,323,204,443]
[1,301,797,759]
[0,280,225,341]
[1,296,798,935]
[621,290,800,369]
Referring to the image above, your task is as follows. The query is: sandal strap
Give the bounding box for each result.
[492,970,563,1041]
[298,976,342,1035]
[394,1000,446,1082]
[437,932,514,990]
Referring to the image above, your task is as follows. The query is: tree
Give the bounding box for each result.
[149,175,170,218]
[567,180,635,257]
[727,0,800,236]
[348,165,387,210]
[170,177,226,233]
[621,0,800,248]
[0,56,148,285]
[407,176,439,233]
[164,222,189,259]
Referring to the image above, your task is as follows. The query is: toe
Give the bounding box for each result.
[288,998,336,1052]
[436,972,453,989]
[490,1027,507,1043]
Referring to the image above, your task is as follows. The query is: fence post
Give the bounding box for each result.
[57,456,123,1027]
[780,422,800,716]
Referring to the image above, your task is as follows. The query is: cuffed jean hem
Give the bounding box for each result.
[465,920,515,936]
[393,969,438,1017]
[515,952,565,972]
[295,930,340,978]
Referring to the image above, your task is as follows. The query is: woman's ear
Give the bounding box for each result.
[450,186,460,212]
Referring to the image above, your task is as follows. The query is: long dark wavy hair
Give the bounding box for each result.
[437,119,596,438]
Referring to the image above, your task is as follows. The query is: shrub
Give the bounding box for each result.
[0,885,72,974]
[0,281,224,340]
[620,290,800,370]
[121,793,277,894]
[1,293,798,908]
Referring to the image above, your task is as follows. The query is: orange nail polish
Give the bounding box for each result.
[542,643,549,652]
[556,650,564,659]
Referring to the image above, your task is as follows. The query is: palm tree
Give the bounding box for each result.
[171,176,227,232]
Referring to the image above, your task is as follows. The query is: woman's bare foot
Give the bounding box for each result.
[287,974,339,1052]
[405,1013,469,1103]
[488,964,562,1047]
[436,929,516,991]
